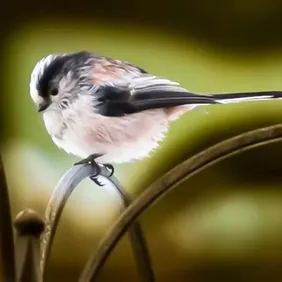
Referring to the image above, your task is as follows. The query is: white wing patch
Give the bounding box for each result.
[129,75,189,94]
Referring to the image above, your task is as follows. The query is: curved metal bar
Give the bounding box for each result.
[40,164,101,272]
[78,124,282,281]
[41,164,154,282]
[92,175,154,282]
[0,154,16,282]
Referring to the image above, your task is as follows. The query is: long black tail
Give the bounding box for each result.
[212,91,282,104]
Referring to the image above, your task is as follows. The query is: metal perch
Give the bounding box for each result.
[40,164,154,282]
[78,124,282,281]
[1,124,282,282]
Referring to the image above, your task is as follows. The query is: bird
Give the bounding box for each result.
[29,50,282,185]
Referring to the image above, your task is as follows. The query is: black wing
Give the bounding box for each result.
[94,76,220,117]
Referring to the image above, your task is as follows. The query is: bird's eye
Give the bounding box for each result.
[50,87,59,96]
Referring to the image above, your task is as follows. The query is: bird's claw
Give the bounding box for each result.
[89,163,114,187]
[90,175,105,187]
[104,163,114,177]
[73,154,114,187]
[86,160,104,187]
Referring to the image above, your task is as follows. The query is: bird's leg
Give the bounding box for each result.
[74,153,104,166]
[74,154,114,187]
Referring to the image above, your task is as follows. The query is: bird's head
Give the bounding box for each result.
[29,51,94,113]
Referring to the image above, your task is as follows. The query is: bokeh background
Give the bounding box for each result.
[2,0,282,281]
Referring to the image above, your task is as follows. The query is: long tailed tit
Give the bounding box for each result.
[29,51,282,185]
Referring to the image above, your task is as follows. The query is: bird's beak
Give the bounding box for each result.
[37,101,51,112]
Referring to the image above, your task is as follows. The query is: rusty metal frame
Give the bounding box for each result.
[1,124,282,282]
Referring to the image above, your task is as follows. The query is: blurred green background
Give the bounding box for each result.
[2,0,282,281]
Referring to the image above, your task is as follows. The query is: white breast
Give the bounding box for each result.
[42,98,170,164]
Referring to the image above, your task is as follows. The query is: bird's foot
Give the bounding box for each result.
[74,153,103,166]
[89,163,114,187]
[74,154,114,187]
[90,174,104,187]
[104,163,114,177]
[74,154,103,186]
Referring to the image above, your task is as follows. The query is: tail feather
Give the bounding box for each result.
[213,91,282,104]
[166,90,282,121]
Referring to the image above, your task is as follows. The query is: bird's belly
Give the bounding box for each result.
[55,109,170,164]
